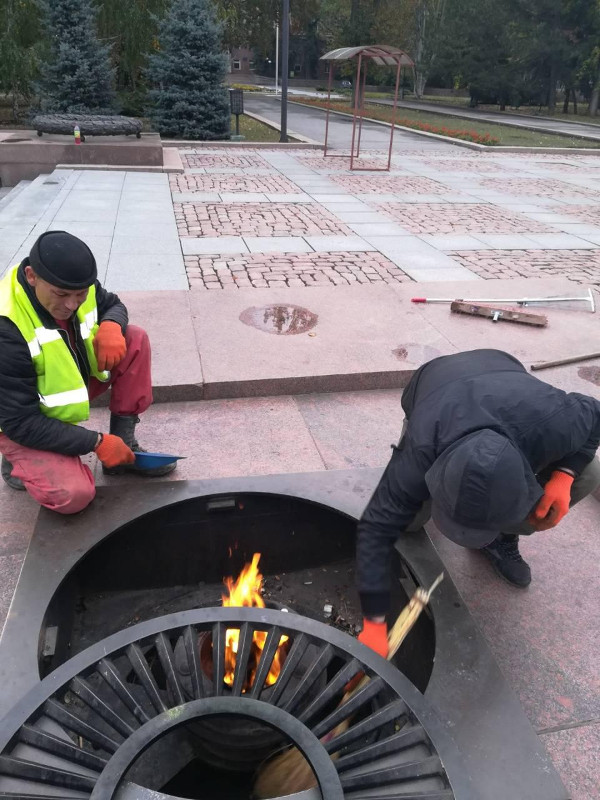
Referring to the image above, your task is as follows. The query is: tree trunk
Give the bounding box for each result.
[572,88,577,115]
[589,62,600,115]
[563,87,570,114]
[547,58,557,113]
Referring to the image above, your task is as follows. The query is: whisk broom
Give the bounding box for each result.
[253,572,444,799]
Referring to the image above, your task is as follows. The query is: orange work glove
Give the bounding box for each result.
[94,434,135,469]
[93,321,127,371]
[528,470,574,531]
[358,619,389,659]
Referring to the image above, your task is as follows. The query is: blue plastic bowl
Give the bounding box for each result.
[134,451,185,468]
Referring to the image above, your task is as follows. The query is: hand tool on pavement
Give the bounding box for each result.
[133,451,186,468]
[451,301,547,327]
[253,573,444,799]
[412,287,595,312]
[530,351,600,371]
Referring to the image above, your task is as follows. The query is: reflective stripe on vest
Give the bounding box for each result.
[39,387,90,408]
[0,265,110,426]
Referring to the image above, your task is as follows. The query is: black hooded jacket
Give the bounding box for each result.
[0,262,128,455]
[358,349,600,617]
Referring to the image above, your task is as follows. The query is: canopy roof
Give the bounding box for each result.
[320,45,414,67]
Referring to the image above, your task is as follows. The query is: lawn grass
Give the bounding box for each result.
[233,113,294,142]
[295,97,600,148]
[397,94,600,125]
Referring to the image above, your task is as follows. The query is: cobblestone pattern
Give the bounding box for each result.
[416,158,504,172]
[556,204,600,225]
[184,251,413,289]
[532,162,600,174]
[169,173,300,193]
[297,155,389,171]
[450,249,600,287]
[175,203,352,237]
[377,203,552,234]
[330,174,448,194]
[179,153,270,169]
[482,178,600,200]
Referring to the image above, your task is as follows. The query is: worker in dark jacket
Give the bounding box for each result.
[356,349,600,658]
[0,231,176,514]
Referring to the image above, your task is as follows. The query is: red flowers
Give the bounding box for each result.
[395,118,499,145]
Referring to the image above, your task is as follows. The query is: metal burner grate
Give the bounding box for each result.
[0,608,472,800]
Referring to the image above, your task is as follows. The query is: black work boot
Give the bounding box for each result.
[103,414,177,477]
[1,457,25,491]
[483,534,531,587]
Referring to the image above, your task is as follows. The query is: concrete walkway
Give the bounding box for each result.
[367,97,600,142]
[0,169,187,291]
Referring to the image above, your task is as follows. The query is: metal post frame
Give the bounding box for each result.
[320,44,416,171]
[323,64,334,157]
[349,52,363,170]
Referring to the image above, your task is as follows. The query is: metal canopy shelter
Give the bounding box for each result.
[320,45,415,171]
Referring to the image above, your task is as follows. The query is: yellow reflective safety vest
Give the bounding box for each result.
[0,265,110,425]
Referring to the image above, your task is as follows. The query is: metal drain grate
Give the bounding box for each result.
[0,608,471,799]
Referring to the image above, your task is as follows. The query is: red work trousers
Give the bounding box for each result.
[0,325,152,515]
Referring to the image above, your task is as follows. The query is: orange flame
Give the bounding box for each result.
[221,553,288,691]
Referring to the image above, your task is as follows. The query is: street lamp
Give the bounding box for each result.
[275,23,279,95]
[280,0,289,142]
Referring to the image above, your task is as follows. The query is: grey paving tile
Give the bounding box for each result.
[123,173,168,184]
[361,235,435,252]
[472,234,541,248]
[244,237,313,253]
[331,211,391,223]
[384,249,462,269]
[308,194,355,203]
[523,233,599,250]
[303,235,375,252]
[219,192,269,203]
[113,221,178,239]
[180,236,248,255]
[104,253,187,291]
[420,234,494,251]
[265,194,313,203]
[347,223,411,236]
[403,266,480,281]
[554,222,600,235]
[578,232,600,245]
[317,201,370,212]
[111,234,181,255]
[46,221,116,239]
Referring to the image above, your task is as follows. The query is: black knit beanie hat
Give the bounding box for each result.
[28,231,97,289]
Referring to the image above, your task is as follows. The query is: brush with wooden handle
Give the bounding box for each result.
[253,573,444,799]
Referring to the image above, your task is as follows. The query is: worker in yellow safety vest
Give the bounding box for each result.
[0,230,176,514]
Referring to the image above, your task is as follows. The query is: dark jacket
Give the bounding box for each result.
[0,261,128,455]
[358,349,600,616]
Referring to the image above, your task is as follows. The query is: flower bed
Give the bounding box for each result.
[395,118,499,145]
[296,98,501,146]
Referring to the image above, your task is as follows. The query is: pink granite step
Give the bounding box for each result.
[113,278,598,402]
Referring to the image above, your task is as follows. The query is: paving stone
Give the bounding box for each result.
[244,237,314,253]
[181,236,249,255]
[304,235,375,252]
[175,202,351,237]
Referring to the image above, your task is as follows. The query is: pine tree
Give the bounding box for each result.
[146,0,231,140]
[38,0,116,114]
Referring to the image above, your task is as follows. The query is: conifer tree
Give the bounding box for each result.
[146,0,230,140]
[38,0,116,114]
